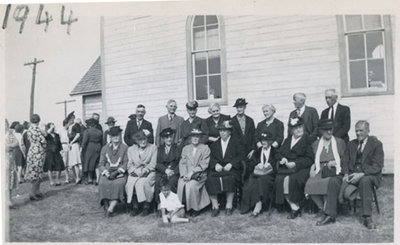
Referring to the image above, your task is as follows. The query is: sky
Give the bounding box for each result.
[4,3,100,130]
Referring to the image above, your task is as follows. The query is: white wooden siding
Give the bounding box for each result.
[102,15,394,173]
[83,94,102,121]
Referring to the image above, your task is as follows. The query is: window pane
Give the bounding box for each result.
[209,75,222,99]
[206,15,218,25]
[194,53,207,76]
[208,51,221,74]
[206,25,219,49]
[348,34,365,60]
[368,59,385,88]
[193,16,204,27]
[195,77,208,100]
[193,27,205,51]
[366,32,384,59]
[364,15,382,29]
[349,60,367,89]
[345,15,362,31]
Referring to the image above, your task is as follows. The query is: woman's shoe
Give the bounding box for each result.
[55,182,61,186]
[249,212,260,218]
[29,195,40,201]
[211,208,220,217]
[316,215,336,226]
[287,209,301,219]
[75,179,82,185]
[50,182,55,186]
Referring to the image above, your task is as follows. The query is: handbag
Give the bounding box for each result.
[321,166,337,178]
[191,171,204,181]
[253,163,273,176]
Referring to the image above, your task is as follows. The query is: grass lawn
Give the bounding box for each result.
[7,175,393,243]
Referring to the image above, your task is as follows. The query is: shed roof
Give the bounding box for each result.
[70,56,101,96]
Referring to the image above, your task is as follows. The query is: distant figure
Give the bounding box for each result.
[103,116,116,145]
[59,118,71,183]
[67,112,82,184]
[124,104,154,146]
[81,118,103,185]
[92,113,103,132]
[320,89,351,143]
[288,93,319,143]
[155,100,184,146]
[205,103,230,145]
[5,119,18,208]
[179,101,208,146]
[13,123,27,184]
[43,123,65,186]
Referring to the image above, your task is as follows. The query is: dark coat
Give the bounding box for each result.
[288,106,319,142]
[255,118,284,148]
[247,147,277,174]
[44,133,65,172]
[124,118,154,146]
[231,114,256,154]
[342,136,384,176]
[320,103,351,143]
[180,116,208,146]
[205,114,231,140]
[81,127,103,172]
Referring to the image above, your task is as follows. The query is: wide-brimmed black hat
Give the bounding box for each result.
[259,132,275,142]
[107,126,122,136]
[160,127,175,138]
[105,116,117,125]
[134,130,148,141]
[233,98,248,107]
[66,111,75,121]
[289,117,304,128]
[189,128,205,137]
[186,101,199,110]
[217,120,233,131]
[30,114,41,124]
[318,119,334,130]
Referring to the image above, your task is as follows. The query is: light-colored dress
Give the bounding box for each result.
[6,131,18,190]
[177,144,211,211]
[59,127,69,167]
[25,125,47,182]
[125,144,158,203]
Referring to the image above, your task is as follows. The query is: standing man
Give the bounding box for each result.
[320,89,351,143]
[155,99,184,146]
[92,113,103,132]
[124,104,154,146]
[340,121,383,229]
[231,98,255,159]
[288,93,319,143]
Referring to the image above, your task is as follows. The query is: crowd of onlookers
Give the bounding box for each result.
[4,88,384,229]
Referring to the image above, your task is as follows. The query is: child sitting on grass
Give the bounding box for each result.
[159,178,194,224]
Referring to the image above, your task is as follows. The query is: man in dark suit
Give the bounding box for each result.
[124,104,154,146]
[320,89,351,143]
[288,93,319,142]
[341,120,384,229]
[231,98,256,159]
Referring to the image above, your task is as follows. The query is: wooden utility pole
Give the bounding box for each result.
[56,99,76,118]
[24,58,44,119]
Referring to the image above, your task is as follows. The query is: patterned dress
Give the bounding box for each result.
[25,126,47,182]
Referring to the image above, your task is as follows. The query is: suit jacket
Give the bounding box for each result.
[208,137,245,177]
[155,114,184,146]
[275,135,314,173]
[206,114,231,139]
[288,106,319,142]
[124,118,154,146]
[255,118,284,148]
[342,136,384,175]
[156,143,180,175]
[180,116,208,145]
[320,103,351,143]
[231,114,255,154]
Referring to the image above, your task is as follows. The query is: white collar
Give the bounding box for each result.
[297,105,306,116]
[290,135,302,149]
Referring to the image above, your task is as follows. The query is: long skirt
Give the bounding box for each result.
[68,143,81,167]
[240,173,275,213]
[7,153,17,190]
[205,171,238,195]
[177,175,210,211]
[61,144,69,168]
[125,172,156,203]
[25,148,46,182]
[304,172,333,195]
[44,152,66,172]
[99,175,127,205]
[83,142,101,172]
[154,173,179,203]
[275,168,310,204]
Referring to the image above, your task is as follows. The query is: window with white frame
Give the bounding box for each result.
[338,15,394,96]
[187,15,226,105]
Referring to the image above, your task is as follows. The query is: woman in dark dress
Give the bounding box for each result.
[274,117,314,219]
[179,101,208,147]
[240,132,276,217]
[44,123,66,186]
[12,123,27,184]
[155,128,180,208]
[205,102,230,145]
[81,118,103,184]
[254,104,284,151]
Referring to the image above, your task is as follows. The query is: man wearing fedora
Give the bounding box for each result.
[103,116,116,145]
[205,120,245,217]
[340,120,384,229]
[231,98,256,160]
[124,104,154,146]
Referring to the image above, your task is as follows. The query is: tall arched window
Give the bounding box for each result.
[186,15,227,105]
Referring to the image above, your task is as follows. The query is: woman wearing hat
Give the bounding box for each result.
[177,128,211,216]
[125,130,158,216]
[179,101,208,146]
[25,114,47,201]
[205,103,230,145]
[98,126,128,217]
[305,119,346,225]
[205,120,245,217]
[103,116,116,146]
[82,118,103,185]
[240,132,277,217]
[5,119,18,207]
[43,122,65,186]
[155,128,180,210]
[274,117,314,219]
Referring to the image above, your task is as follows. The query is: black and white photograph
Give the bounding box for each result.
[0,1,397,243]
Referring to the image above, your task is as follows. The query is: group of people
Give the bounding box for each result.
[4,88,384,230]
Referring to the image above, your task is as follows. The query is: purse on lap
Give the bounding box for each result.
[253,163,273,176]
[321,166,337,178]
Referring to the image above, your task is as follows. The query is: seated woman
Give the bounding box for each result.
[177,128,210,217]
[205,103,230,145]
[205,120,244,217]
[125,131,158,217]
[240,132,276,217]
[155,128,180,209]
[98,126,128,217]
[275,117,314,219]
[305,119,346,225]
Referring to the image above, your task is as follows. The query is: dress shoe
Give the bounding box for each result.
[316,215,336,226]
[287,209,301,219]
[94,182,99,186]
[249,212,260,218]
[225,208,233,216]
[363,217,376,229]
[105,210,115,218]
[35,193,44,200]
[130,208,140,217]
[211,208,220,217]
[191,210,201,217]
[29,195,40,201]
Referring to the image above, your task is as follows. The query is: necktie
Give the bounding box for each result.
[296,109,301,116]
[137,120,141,128]
[357,140,364,153]
[329,106,334,120]
[169,116,173,122]
[262,151,267,164]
